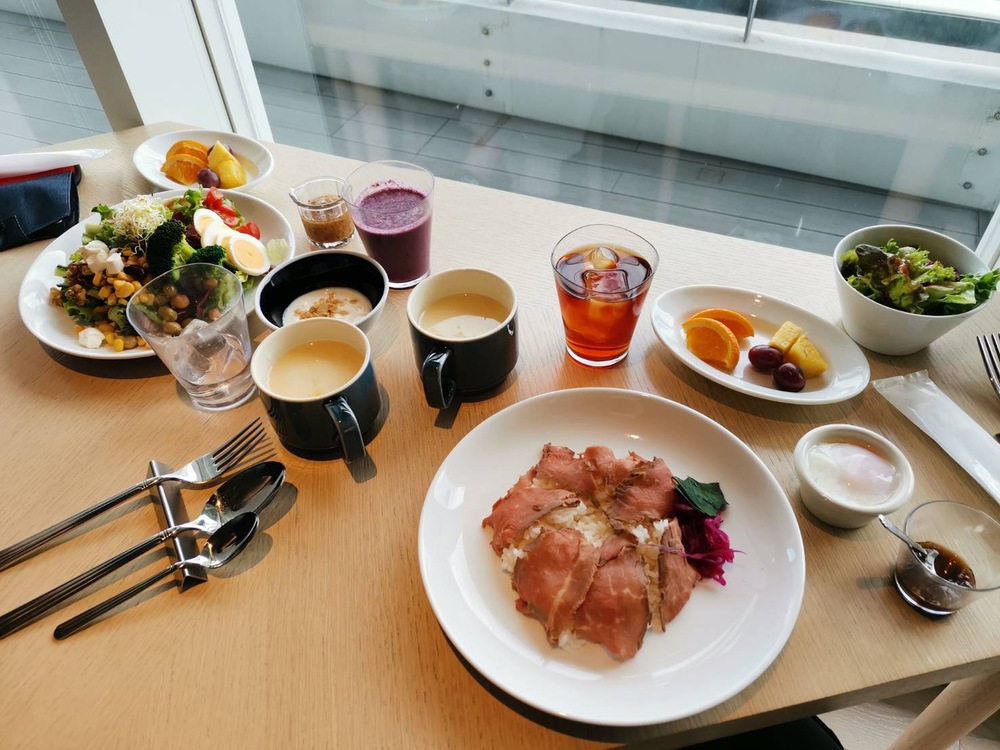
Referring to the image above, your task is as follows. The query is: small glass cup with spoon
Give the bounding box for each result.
[882,501,1000,616]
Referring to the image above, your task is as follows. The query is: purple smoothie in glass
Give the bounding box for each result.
[351,181,432,286]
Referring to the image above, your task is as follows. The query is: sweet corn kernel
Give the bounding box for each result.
[104,332,115,344]
[113,338,125,352]
[93,271,103,286]
[113,280,134,298]
[137,338,147,348]
[98,286,111,299]
[107,294,117,307]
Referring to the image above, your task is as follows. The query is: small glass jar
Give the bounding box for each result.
[289,177,356,249]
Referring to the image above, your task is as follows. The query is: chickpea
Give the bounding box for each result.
[207,308,222,322]
[158,306,179,322]
[161,284,178,299]
[171,293,190,310]
[163,321,183,335]
[122,336,138,350]
[138,291,155,305]
[203,277,219,290]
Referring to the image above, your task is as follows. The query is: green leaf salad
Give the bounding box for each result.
[840,239,998,316]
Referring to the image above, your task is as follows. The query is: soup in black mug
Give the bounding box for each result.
[406,268,518,409]
[251,318,381,462]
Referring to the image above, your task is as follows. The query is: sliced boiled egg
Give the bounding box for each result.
[193,208,223,236]
[226,233,270,276]
[200,222,233,248]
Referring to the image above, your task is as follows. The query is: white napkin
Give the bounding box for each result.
[0,149,108,179]
[875,370,1000,504]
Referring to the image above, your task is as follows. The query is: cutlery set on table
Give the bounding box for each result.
[0,418,285,639]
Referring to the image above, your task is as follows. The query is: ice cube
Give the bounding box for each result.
[587,245,619,270]
[582,268,629,296]
[179,319,209,336]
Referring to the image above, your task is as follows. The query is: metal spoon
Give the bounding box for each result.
[878,514,939,570]
[0,461,284,637]
[54,512,259,640]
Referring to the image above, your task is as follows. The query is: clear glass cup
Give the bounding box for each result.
[127,264,255,411]
[288,177,355,249]
[341,160,434,289]
[893,500,1000,616]
[551,224,659,367]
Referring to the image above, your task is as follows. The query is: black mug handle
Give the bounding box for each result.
[422,348,457,409]
[324,395,365,463]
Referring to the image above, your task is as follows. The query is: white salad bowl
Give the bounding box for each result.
[833,224,993,356]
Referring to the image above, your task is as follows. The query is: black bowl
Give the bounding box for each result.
[254,250,388,332]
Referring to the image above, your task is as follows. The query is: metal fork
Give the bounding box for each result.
[0,418,267,571]
[977,333,1000,400]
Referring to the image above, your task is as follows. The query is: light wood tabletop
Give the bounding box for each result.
[1,123,998,749]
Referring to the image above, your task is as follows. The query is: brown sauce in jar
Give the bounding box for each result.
[300,195,355,245]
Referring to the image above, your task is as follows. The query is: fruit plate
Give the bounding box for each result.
[651,285,870,405]
[418,388,806,727]
[132,129,275,192]
[18,190,293,361]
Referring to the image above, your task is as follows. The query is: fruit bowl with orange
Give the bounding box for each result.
[132,129,275,192]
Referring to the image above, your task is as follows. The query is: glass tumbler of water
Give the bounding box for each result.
[127,264,256,410]
[551,224,659,367]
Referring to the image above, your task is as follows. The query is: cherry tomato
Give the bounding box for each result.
[237,221,261,239]
[203,186,224,210]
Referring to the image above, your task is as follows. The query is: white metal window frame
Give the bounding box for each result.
[54,0,999,265]
[56,0,271,141]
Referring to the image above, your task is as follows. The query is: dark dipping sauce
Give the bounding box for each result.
[896,540,976,615]
[921,541,976,588]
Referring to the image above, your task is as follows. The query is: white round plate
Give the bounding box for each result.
[418,388,805,727]
[651,285,870,405]
[132,129,274,192]
[18,189,294,360]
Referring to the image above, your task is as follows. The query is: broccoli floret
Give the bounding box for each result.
[146,220,196,278]
[187,244,226,266]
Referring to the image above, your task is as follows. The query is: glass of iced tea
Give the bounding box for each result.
[551,224,659,367]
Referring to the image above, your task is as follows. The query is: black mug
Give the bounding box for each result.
[251,318,381,462]
[406,268,518,409]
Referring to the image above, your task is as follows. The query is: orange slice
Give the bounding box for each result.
[682,317,740,371]
[689,307,754,339]
[161,154,207,185]
[165,139,209,161]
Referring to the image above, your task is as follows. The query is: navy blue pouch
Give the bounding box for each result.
[0,165,81,251]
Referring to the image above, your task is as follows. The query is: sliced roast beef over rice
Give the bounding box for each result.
[608,456,677,526]
[658,518,700,628]
[574,536,651,660]
[535,443,598,496]
[482,484,577,554]
[583,445,637,496]
[483,443,729,660]
[512,527,600,644]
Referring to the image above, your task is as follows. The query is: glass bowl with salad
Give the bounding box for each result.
[49,188,292,353]
[833,224,997,356]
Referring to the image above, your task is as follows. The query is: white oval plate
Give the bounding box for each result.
[132,129,275,192]
[652,285,870,405]
[418,388,805,727]
[18,190,294,360]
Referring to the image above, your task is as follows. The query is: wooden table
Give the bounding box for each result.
[1,123,998,749]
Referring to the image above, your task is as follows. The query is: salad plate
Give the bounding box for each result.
[133,129,275,192]
[652,285,870,405]
[18,189,293,361]
[418,388,805,727]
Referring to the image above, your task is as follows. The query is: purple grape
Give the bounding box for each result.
[196,168,221,188]
[774,363,806,392]
[748,344,783,373]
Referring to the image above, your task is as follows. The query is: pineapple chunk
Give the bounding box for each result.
[786,334,828,379]
[769,321,803,355]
